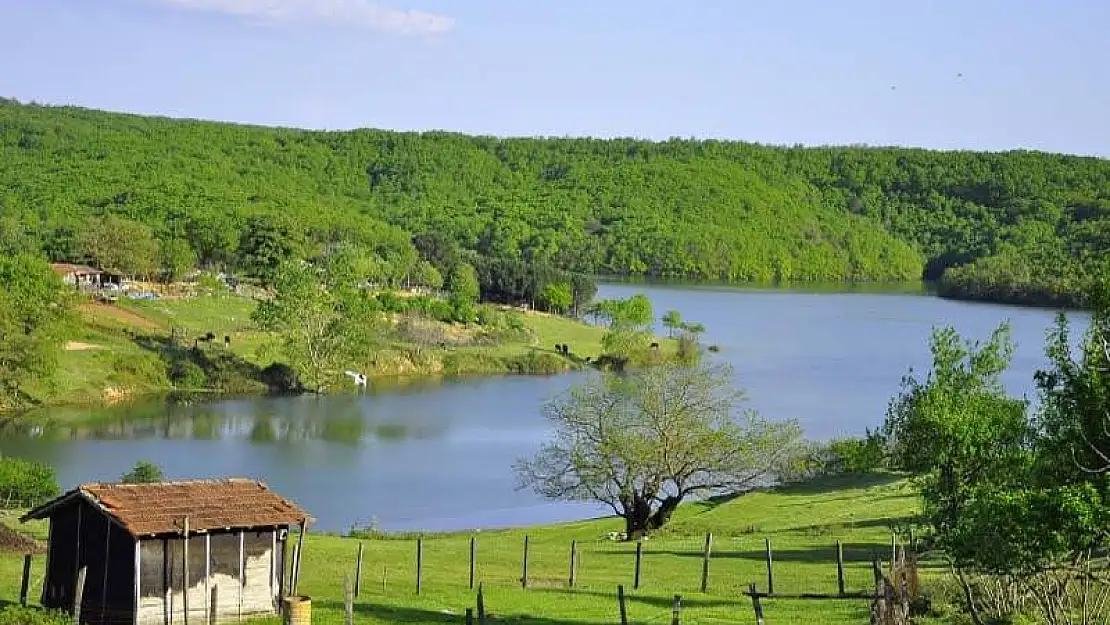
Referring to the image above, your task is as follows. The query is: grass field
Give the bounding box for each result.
[0,473,936,625]
[17,293,669,420]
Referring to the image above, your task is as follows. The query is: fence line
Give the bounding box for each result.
[341,531,913,599]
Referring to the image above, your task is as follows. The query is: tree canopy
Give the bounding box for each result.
[2,99,1108,307]
[515,360,802,538]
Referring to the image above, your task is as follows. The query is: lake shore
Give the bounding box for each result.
[11,293,677,422]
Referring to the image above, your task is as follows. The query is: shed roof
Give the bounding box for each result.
[21,478,310,537]
[50,263,102,276]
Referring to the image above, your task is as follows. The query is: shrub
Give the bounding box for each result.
[260,363,303,394]
[121,460,165,484]
[0,456,60,506]
[0,606,69,625]
[169,359,207,389]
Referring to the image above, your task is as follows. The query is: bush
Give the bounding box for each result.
[825,431,886,473]
[0,606,70,625]
[169,359,207,389]
[260,363,303,394]
[121,460,165,484]
[0,456,60,506]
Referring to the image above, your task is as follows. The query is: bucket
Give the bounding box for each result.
[283,596,312,625]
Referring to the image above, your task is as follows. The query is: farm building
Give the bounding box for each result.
[21,479,310,625]
[50,263,123,289]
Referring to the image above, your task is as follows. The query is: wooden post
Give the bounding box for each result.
[748,584,764,625]
[100,521,112,624]
[617,585,628,625]
[700,533,713,593]
[872,559,883,590]
[72,566,87,625]
[670,594,682,625]
[890,533,897,576]
[238,531,245,622]
[764,538,774,596]
[289,545,299,599]
[73,506,83,608]
[415,537,423,595]
[836,540,846,597]
[205,534,212,625]
[184,518,191,625]
[355,543,364,598]
[19,554,32,607]
[209,586,217,625]
[633,540,643,590]
[476,583,486,625]
[568,540,577,587]
[343,575,354,625]
[521,535,529,589]
[292,519,308,595]
[465,608,474,625]
[468,537,476,590]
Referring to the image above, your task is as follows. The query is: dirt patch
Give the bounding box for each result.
[65,341,103,351]
[0,523,45,555]
[79,302,162,331]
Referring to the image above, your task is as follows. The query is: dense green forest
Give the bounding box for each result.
[2,98,1108,306]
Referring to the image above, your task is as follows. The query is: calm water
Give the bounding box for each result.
[0,284,1091,533]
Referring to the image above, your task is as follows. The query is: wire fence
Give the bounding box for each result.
[336,533,896,599]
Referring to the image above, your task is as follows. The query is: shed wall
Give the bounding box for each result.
[41,500,136,625]
[136,530,280,625]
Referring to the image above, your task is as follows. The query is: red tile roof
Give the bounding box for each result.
[23,478,309,536]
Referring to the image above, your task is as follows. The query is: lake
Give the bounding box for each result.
[0,283,1091,533]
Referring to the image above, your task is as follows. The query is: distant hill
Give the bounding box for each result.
[2,98,1107,306]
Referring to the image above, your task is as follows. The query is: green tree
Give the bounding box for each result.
[515,361,802,538]
[882,323,1031,541]
[446,261,480,322]
[252,260,353,391]
[539,281,573,314]
[237,216,304,286]
[661,310,683,338]
[77,215,160,278]
[0,254,72,412]
[121,460,165,484]
[159,238,197,282]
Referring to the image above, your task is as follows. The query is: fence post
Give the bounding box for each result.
[209,586,218,625]
[634,540,643,590]
[416,537,423,595]
[764,538,774,596]
[72,566,88,625]
[890,533,897,576]
[617,585,628,625]
[355,543,364,598]
[836,540,846,597]
[670,594,682,625]
[469,537,477,590]
[20,554,32,607]
[700,533,713,593]
[747,584,764,625]
[521,535,530,589]
[569,540,577,587]
[344,575,354,625]
[477,583,486,625]
[465,608,474,625]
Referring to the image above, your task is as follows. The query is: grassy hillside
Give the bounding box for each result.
[21,292,644,416]
[1,473,938,625]
[3,99,1107,306]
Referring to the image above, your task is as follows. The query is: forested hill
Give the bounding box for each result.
[2,99,1108,306]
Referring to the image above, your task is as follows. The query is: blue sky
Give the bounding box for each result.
[1,0,1107,156]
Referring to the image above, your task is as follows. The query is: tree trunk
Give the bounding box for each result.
[623,496,654,540]
[647,496,682,531]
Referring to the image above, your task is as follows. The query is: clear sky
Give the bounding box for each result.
[1,0,1107,156]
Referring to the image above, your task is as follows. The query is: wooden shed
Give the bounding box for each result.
[21,479,310,625]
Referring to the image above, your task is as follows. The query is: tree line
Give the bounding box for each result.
[2,99,1107,307]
